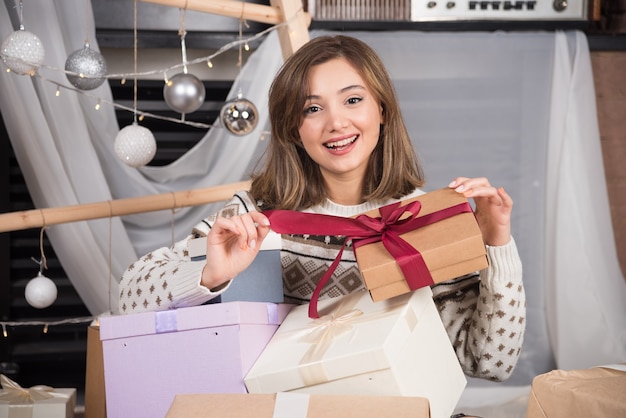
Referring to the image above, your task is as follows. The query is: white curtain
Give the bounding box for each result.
[1,0,624,391]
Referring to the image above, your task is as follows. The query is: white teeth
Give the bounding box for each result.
[325,135,357,149]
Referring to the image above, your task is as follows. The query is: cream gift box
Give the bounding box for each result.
[0,375,76,418]
[99,301,293,418]
[165,392,431,417]
[244,288,466,418]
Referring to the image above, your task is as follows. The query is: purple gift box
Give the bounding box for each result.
[99,301,293,418]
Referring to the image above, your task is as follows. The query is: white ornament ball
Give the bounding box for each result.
[65,44,108,90]
[220,97,258,136]
[163,73,205,114]
[1,29,45,75]
[25,272,57,309]
[114,123,157,167]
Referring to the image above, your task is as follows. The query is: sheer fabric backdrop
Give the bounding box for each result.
[1,0,624,391]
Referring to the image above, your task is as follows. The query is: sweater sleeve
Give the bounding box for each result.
[431,237,525,381]
[117,191,258,315]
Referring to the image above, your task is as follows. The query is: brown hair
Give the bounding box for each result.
[250,35,425,210]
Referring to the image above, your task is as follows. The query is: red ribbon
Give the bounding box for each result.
[264,200,472,318]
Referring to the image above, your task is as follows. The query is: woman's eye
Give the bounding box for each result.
[304,105,320,115]
[347,96,362,105]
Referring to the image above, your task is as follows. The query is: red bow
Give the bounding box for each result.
[264,200,472,318]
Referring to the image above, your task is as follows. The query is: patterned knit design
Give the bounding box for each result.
[118,190,525,381]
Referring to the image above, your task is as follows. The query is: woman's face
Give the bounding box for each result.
[298,57,383,185]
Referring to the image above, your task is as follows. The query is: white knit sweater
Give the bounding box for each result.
[118,189,525,381]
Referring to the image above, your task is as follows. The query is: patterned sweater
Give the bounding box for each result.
[119,190,525,381]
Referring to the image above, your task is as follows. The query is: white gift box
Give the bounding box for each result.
[0,375,76,418]
[244,288,466,418]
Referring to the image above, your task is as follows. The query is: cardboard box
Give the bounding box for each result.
[84,324,106,418]
[355,188,488,301]
[165,393,431,417]
[100,301,293,418]
[188,231,284,303]
[244,288,466,418]
[0,375,76,418]
[526,365,626,418]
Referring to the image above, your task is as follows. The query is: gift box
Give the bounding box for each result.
[355,188,488,301]
[84,324,105,418]
[188,231,284,303]
[99,301,294,418]
[0,375,76,418]
[526,365,626,417]
[165,392,430,417]
[244,288,467,418]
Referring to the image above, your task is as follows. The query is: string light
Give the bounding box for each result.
[95,99,101,110]
[0,317,95,338]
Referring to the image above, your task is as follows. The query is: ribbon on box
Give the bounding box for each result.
[264,199,472,318]
[0,374,70,404]
[281,290,416,387]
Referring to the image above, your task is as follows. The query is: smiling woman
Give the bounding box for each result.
[118,35,526,387]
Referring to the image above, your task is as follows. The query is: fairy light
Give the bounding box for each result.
[55,87,60,97]
[0,317,95,338]
[95,99,101,110]
[206,60,213,69]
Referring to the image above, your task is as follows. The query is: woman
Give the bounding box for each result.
[119,35,525,382]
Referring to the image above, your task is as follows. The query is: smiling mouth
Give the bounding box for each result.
[324,135,358,150]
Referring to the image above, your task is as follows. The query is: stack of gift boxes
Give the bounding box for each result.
[86,188,490,418]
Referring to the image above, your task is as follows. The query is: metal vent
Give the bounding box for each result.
[308,0,411,21]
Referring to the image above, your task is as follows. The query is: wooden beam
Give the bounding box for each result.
[0,181,251,233]
[139,0,283,25]
[139,0,311,59]
[270,0,310,58]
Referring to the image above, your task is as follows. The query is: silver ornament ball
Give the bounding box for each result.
[114,123,157,168]
[163,73,205,114]
[220,97,258,136]
[65,45,108,90]
[25,272,58,309]
[1,29,45,75]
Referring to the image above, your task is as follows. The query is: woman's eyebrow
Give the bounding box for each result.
[305,85,366,101]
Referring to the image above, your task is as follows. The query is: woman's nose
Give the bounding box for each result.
[327,109,349,131]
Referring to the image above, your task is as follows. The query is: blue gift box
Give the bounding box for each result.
[188,231,284,303]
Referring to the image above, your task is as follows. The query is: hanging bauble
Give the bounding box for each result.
[25,272,57,309]
[220,96,258,136]
[114,123,157,168]
[0,29,45,75]
[163,73,205,114]
[65,43,108,90]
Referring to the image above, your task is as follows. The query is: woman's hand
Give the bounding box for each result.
[200,211,271,290]
[448,177,512,247]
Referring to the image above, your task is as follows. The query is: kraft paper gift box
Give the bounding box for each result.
[244,288,467,418]
[99,301,293,418]
[84,324,105,418]
[526,364,626,418]
[165,392,431,417]
[0,375,76,418]
[355,187,488,302]
[188,231,284,303]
